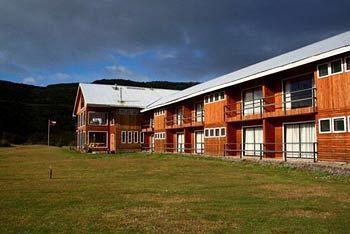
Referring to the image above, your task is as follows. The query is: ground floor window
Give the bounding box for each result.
[195,131,204,154]
[88,132,107,148]
[243,126,263,156]
[77,132,85,148]
[284,122,316,159]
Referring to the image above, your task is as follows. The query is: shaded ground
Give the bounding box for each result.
[0,145,349,233]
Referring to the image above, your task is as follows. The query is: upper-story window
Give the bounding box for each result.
[318,59,344,78]
[204,91,225,104]
[284,75,313,109]
[346,57,350,71]
[243,87,262,115]
[175,107,183,125]
[155,109,165,116]
[88,112,108,125]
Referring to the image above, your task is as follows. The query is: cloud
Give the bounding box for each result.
[105,65,149,81]
[0,0,349,84]
[22,77,36,85]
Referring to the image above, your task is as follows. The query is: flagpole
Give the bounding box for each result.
[48,119,50,146]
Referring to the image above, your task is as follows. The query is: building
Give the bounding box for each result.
[73,31,350,162]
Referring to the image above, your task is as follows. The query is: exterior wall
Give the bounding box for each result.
[315,53,350,162]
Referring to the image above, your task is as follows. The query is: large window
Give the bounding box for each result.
[243,87,263,115]
[88,132,107,148]
[88,112,107,125]
[195,103,204,122]
[284,75,313,109]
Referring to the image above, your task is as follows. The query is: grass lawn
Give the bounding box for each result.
[0,145,349,233]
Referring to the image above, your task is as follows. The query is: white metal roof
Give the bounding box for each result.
[78,83,178,109]
[142,31,350,112]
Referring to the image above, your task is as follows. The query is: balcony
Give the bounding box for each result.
[165,112,204,129]
[141,121,154,132]
[225,88,317,122]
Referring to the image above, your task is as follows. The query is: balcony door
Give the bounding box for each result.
[177,133,185,153]
[243,87,263,116]
[284,122,316,159]
[243,126,263,156]
[195,131,204,154]
[176,107,183,125]
[284,75,313,110]
[195,103,204,122]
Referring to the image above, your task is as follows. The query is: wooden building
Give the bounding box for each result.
[73,31,350,162]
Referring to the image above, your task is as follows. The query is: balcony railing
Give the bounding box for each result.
[224,87,317,121]
[165,112,204,128]
[224,142,318,162]
[141,121,154,131]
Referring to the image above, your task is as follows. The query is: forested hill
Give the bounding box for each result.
[0,79,198,146]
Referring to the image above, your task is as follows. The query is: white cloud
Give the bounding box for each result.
[104,65,149,81]
[52,72,70,80]
[22,77,36,84]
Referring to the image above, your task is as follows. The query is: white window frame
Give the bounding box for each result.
[330,58,343,75]
[134,131,139,143]
[348,116,350,132]
[317,59,344,79]
[87,131,108,148]
[140,132,145,143]
[204,91,225,104]
[121,131,127,144]
[318,118,332,134]
[220,127,226,137]
[127,131,133,143]
[345,56,350,72]
[332,116,347,133]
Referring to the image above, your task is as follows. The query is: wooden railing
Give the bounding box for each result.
[165,112,204,128]
[224,87,317,121]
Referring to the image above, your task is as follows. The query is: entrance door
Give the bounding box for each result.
[177,133,185,153]
[284,122,316,159]
[150,134,155,152]
[195,131,204,154]
[110,133,116,152]
[243,126,263,156]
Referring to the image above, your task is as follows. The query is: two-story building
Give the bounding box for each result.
[74,31,350,162]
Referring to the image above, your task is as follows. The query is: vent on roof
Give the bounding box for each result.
[113,84,119,90]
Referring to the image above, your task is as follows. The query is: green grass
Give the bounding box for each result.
[0,145,349,233]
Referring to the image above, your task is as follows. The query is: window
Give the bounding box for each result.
[284,75,313,109]
[209,129,214,137]
[319,118,331,133]
[215,128,220,136]
[221,127,226,136]
[128,131,133,143]
[155,109,165,116]
[205,129,209,137]
[140,132,145,143]
[333,117,346,133]
[243,126,263,156]
[318,59,344,78]
[331,59,342,74]
[88,112,107,125]
[88,132,107,148]
[121,131,126,143]
[134,131,139,143]
[346,57,350,71]
[204,91,225,104]
[318,63,328,77]
[243,87,263,115]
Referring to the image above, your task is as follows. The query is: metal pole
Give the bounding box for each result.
[47,119,50,146]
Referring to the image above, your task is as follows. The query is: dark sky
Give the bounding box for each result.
[0,0,349,86]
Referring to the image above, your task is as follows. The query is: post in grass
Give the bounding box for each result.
[48,165,53,179]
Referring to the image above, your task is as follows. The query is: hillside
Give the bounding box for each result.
[0,79,197,146]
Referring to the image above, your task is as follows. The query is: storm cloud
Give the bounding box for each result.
[0,0,349,85]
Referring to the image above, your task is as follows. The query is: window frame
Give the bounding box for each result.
[134,131,139,143]
[121,131,127,144]
[332,116,347,133]
[140,132,145,143]
[220,127,226,137]
[317,62,329,78]
[345,56,350,72]
[330,59,343,75]
[127,131,133,143]
[318,118,332,134]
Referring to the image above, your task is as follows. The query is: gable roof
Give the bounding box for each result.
[73,83,178,115]
[142,31,350,112]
